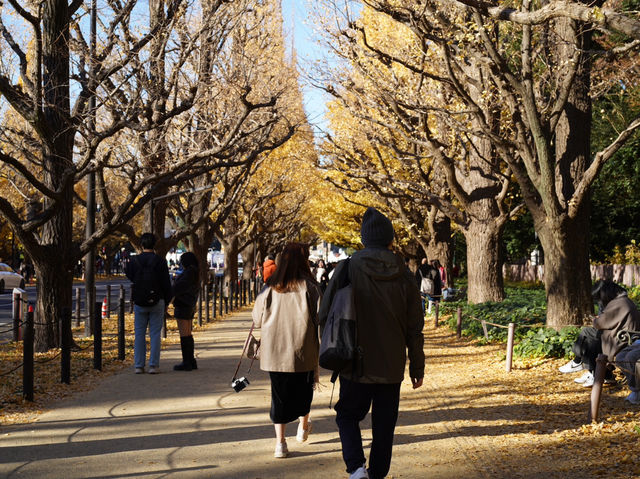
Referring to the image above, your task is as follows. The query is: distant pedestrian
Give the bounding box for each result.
[172,252,200,371]
[125,233,172,374]
[415,258,441,314]
[252,243,322,459]
[262,254,276,281]
[320,207,424,479]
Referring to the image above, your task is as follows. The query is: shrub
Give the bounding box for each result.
[513,326,580,359]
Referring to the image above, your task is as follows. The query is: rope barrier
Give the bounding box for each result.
[0,362,24,377]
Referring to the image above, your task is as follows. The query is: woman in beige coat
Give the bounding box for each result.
[252,242,322,458]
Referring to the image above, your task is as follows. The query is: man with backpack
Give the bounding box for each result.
[319,207,425,479]
[125,233,173,374]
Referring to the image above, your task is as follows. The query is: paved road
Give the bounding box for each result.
[0,311,465,479]
[0,278,131,343]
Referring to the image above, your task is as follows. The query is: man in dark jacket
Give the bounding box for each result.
[319,207,425,479]
[125,233,172,374]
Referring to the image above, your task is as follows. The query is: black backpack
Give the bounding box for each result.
[319,258,358,382]
[132,255,162,306]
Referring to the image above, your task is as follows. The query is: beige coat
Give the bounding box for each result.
[252,279,322,372]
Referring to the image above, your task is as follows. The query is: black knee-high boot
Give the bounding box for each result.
[187,335,197,370]
[174,336,193,371]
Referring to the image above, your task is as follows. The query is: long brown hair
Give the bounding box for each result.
[267,242,315,293]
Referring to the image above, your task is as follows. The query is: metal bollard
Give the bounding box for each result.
[212,280,217,319]
[12,290,22,342]
[197,287,203,327]
[506,323,515,373]
[106,284,111,318]
[588,354,608,422]
[61,308,71,384]
[93,301,102,371]
[205,283,210,323]
[75,287,82,327]
[456,307,462,338]
[118,288,125,360]
[434,302,439,328]
[23,306,34,401]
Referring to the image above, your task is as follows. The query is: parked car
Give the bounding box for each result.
[0,263,26,293]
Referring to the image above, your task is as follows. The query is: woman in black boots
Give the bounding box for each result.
[172,252,199,371]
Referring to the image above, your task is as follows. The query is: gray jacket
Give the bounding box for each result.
[319,248,425,383]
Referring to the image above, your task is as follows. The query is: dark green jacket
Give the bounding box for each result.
[319,248,425,383]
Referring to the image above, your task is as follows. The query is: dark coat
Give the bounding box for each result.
[594,293,640,361]
[125,252,172,306]
[319,248,425,383]
[172,265,199,311]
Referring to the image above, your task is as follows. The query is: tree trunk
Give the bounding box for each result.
[537,211,593,327]
[33,0,75,351]
[221,235,239,300]
[464,220,505,303]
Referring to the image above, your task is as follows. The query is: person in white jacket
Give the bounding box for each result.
[252,242,322,458]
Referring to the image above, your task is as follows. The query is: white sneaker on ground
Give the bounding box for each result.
[135,367,144,374]
[274,441,288,458]
[574,371,594,387]
[349,466,369,479]
[296,421,312,443]
[625,391,640,405]
[559,359,585,373]
[148,367,159,374]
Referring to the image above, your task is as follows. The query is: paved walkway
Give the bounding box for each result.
[0,310,495,479]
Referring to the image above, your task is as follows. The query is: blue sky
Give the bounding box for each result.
[281,0,330,131]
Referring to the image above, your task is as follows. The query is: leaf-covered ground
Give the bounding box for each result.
[1,308,639,477]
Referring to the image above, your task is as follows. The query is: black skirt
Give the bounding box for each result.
[269,371,314,424]
[174,305,195,321]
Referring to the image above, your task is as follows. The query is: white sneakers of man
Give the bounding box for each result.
[574,371,594,387]
[349,466,369,479]
[274,441,288,458]
[559,359,585,373]
[296,421,312,443]
[625,390,640,405]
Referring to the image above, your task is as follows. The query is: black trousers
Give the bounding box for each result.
[335,377,401,479]
[573,327,602,372]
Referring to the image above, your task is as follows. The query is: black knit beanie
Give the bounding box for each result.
[360,207,394,248]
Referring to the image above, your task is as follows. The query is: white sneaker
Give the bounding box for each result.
[559,359,585,373]
[625,391,640,405]
[148,366,159,374]
[349,466,369,479]
[274,441,288,458]
[574,371,594,386]
[296,421,312,443]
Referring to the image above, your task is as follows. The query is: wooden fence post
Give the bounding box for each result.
[588,354,608,422]
[456,307,462,338]
[506,323,515,373]
[434,302,439,327]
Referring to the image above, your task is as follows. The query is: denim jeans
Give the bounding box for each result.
[335,377,401,479]
[134,300,165,369]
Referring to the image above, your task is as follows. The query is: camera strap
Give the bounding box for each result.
[233,323,257,380]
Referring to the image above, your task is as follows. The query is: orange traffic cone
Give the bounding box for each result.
[102,297,108,320]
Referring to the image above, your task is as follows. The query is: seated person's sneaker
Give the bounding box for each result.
[574,371,593,384]
[559,359,585,373]
[625,390,640,405]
